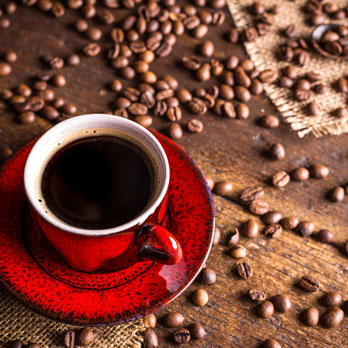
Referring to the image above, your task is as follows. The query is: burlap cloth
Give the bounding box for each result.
[227,0,348,138]
[0,285,144,347]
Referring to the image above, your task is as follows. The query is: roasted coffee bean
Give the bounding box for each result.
[176,88,192,104]
[51,74,66,87]
[33,81,47,91]
[0,18,10,29]
[329,186,345,202]
[264,224,282,239]
[0,62,11,76]
[120,44,132,58]
[333,107,347,118]
[263,211,283,224]
[241,219,259,238]
[301,307,319,327]
[283,65,297,79]
[237,262,253,279]
[296,221,314,237]
[111,80,122,92]
[17,84,32,97]
[10,340,24,348]
[0,144,12,161]
[228,228,240,245]
[280,216,299,230]
[297,50,310,66]
[309,163,329,179]
[134,115,152,128]
[140,50,155,63]
[272,171,290,188]
[235,104,249,119]
[143,328,158,348]
[192,288,209,306]
[173,328,190,344]
[230,245,247,258]
[63,330,75,348]
[205,175,214,191]
[259,114,279,128]
[212,10,225,25]
[130,40,147,54]
[213,226,221,245]
[249,288,266,302]
[297,79,311,90]
[153,101,167,117]
[107,44,120,60]
[156,89,174,100]
[163,312,184,327]
[115,97,131,109]
[113,109,128,118]
[262,339,281,348]
[40,106,59,120]
[83,43,101,56]
[192,24,208,39]
[5,50,17,63]
[79,328,94,346]
[134,60,149,74]
[52,98,64,109]
[257,301,274,318]
[187,119,203,133]
[218,85,232,100]
[112,55,129,69]
[168,123,183,139]
[269,143,285,160]
[163,76,179,90]
[259,69,278,83]
[234,68,251,88]
[214,180,233,196]
[141,71,157,84]
[140,91,155,108]
[300,276,320,292]
[285,24,296,38]
[249,199,269,215]
[188,323,206,339]
[75,19,88,32]
[200,267,216,285]
[316,229,333,243]
[292,167,310,181]
[222,71,234,86]
[166,106,182,122]
[322,307,344,328]
[199,40,214,57]
[123,87,140,102]
[244,27,258,42]
[235,86,251,102]
[214,99,225,115]
[211,59,223,75]
[188,97,207,115]
[240,186,264,203]
[307,102,320,116]
[280,76,294,88]
[196,65,211,81]
[27,96,44,112]
[62,104,76,115]
[223,102,236,118]
[47,56,64,70]
[336,77,348,92]
[1,89,13,100]
[144,314,157,328]
[85,27,102,41]
[272,294,292,313]
[321,291,342,307]
[225,55,239,70]
[18,111,36,124]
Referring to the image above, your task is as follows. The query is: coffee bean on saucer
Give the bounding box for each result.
[292,167,309,181]
[262,339,281,348]
[213,227,221,245]
[296,221,314,237]
[240,186,264,202]
[163,312,184,327]
[63,330,75,348]
[310,163,329,179]
[300,276,320,292]
[144,313,157,328]
[192,288,209,306]
[322,307,344,328]
[321,291,342,307]
[329,186,344,202]
[79,328,94,346]
[241,219,259,238]
[249,288,266,302]
[257,301,274,318]
[167,123,183,140]
[143,328,158,348]
[271,294,292,313]
[11,340,25,348]
[262,211,283,224]
[188,323,206,339]
[316,229,333,243]
[213,180,233,196]
[230,245,247,258]
[269,143,285,160]
[173,328,190,344]
[301,307,319,327]
[200,267,216,285]
[237,261,253,279]
[272,171,290,187]
[249,199,269,215]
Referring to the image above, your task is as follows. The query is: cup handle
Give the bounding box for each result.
[137,225,183,265]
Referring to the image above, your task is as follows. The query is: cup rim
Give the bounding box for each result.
[23,114,170,237]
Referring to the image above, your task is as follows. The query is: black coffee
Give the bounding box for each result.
[41,135,153,229]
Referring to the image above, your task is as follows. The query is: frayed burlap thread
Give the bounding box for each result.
[226,0,348,138]
[0,285,144,348]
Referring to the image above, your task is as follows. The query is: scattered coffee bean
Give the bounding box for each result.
[321,291,342,307]
[300,275,320,292]
[200,267,216,285]
[272,171,290,188]
[213,226,221,245]
[230,244,247,259]
[40,106,59,120]
[188,323,206,339]
[310,163,329,179]
[18,111,35,124]
[0,62,12,76]
[322,307,344,328]
[271,294,292,313]
[63,330,75,348]
[269,143,285,160]
[213,180,233,196]
[240,186,264,202]
[259,114,279,128]
[262,211,283,224]
[163,312,184,327]
[237,261,253,279]
[200,40,214,57]
[79,328,94,346]
[236,103,250,119]
[316,229,333,243]
[83,43,101,56]
[192,288,209,306]
[249,288,266,302]
[5,50,17,63]
[257,301,274,318]
[51,74,66,87]
[249,199,269,215]
[173,328,190,344]
[228,228,240,245]
[301,307,319,327]
[241,219,259,238]
[296,221,315,237]
[143,328,158,348]
[329,186,345,202]
[205,175,214,191]
[235,86,251,102]
[134,115,153,128]
[262,339,281,348]
[187,119,203,133]
[144,313,157,328]
[280,216,299,230]
[264,224,283,239]
[292,167,310,181]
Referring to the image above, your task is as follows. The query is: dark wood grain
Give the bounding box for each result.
[1,3,348,348]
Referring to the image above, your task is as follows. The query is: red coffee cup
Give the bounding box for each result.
[24,114,182,272]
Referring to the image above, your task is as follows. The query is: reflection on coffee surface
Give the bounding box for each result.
[41,136,153,229]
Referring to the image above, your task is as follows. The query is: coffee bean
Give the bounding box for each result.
[187,119,203,133]
[271,294,292,313]
[225,55,239,70]
[322,307,344,328]
[128,103,148,116]
[40,106,59,121]
[188,323,206,339]
[79,328,94,346]
[213,180,233,196]
[0,62,11,76]
[237,261,253,279]
[143,328,158,348]
[262,339,281,348]
[280,76,294,88]
[1,89,13,100]
[0,144,12,161]
[33,80,47,91]
[85,27,102,41]
[199,40,214,57]
[163,312,184,327]
[321,291,342,307]
[5,50,17,63]
[316,229,333,243]
[280,216,299,230]
[134,60,149,74]
[140,50,155,63]
[219,84,234,100]
[264,224,282,239]
[134,115,153,128]
[257,301,274,318]
[259,115,279,128]
[228,228,240,245]
[249,288,266,302]
[192,288,209,306]
[205,175,214,191]
[272,171,290,188]
[83,43,101,56]
[173,328,190,344]
[236,104,250,119]
[241,219,259,238]
[213,226,221,245]
[269,143,285,160]
[188,98,207,115]
[235,86,251,102]
[329,186,345,202]
[301,307,319,327]
[244,27,258,42]
[51,74,66,87]
[249,199,269,215]
[192,24,208,39]
[62,104,76,115]
[230,245,247,259]
[333,107,347,118]
[262,211,283,224]
[200,267,216,285]
[300,276,320,292]
[223,102,236,118]
[63,330,75,348]
[144,313,157,328]
[196,65,211,81]
[10,340,24,348]
[297,221,315,237]
[240,186,264,203]
[17,84,32,97]
[297,50,310,66]
[259,69,278,83]
[297,79,311,90]
[292,167,309,181]
[285,24,296,38]
[234,68,251,88]
[51,2,65,17]
[141,71,157,84]
[163,75,179,90]
[176,88,192,104]
[168,123,183,139]
[18,111,36,124]
[114,109,128,118]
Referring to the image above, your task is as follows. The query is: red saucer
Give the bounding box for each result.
[0,131,214,326]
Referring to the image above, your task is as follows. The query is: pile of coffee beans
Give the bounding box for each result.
[304,0,348,24]
[279,37,311,66]
[315,25,348,57]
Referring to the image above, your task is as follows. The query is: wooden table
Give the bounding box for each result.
[1,2,347,347]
